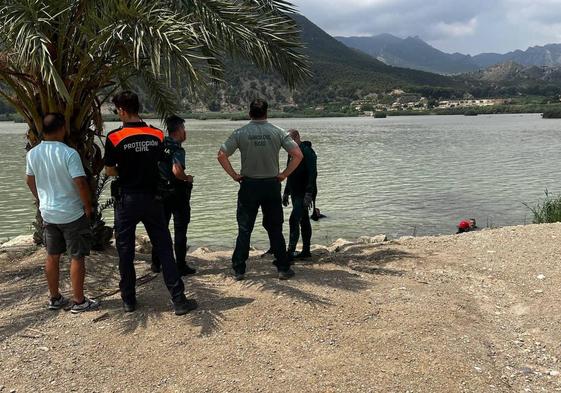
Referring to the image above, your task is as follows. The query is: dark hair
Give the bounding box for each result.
[112,91,140,114]
[166,115,185,134]
[43,113,65,134]
[249,99,268,119]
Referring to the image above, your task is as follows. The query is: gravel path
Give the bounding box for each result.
[1,224,561,392]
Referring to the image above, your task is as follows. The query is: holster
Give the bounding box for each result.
[110,179,121,202]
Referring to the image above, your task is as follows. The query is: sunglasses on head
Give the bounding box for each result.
[112,107,119,115]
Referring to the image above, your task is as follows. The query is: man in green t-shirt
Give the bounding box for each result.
[218,99,303,281]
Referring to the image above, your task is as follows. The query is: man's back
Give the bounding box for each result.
[104,122,164,193]
[221,120,295,179]
[26,141,85,224]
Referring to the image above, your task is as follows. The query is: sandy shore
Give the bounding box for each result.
[1,224,561,392]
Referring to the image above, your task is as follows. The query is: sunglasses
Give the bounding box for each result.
[111,107,120,115]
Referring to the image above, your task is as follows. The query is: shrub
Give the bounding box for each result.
[523,189,561,223]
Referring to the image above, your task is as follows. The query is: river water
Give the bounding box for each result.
[1,114,560,248]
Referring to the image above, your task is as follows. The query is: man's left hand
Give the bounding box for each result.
[277,172,287,182]
[303,193,313,209]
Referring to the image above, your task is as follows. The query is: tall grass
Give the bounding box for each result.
[523,189,561,224]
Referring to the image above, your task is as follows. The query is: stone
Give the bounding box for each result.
[135,235,152,254]
[357,235,387,244]
[0,235,35,251]
[537,274,545,280]
[549,370,560,376]
[327,238,353,252]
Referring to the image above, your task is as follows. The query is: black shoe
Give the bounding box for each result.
[150,263,161,273]
[178,265,197,276]
[278,268,295,280]
[294,251,312,259]
[234,273,245,281]
[173,298,198,315]
[261,249,274,258]
[123,302,136,313]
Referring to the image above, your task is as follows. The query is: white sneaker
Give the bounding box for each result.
[70,298,100,314]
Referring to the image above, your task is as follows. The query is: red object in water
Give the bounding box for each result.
[458,220,470,230]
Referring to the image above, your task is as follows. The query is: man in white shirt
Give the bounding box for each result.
[26,113,99,313]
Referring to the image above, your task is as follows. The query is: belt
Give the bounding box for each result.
[243,177,278,182]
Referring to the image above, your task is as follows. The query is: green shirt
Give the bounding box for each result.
[221,120,297,178]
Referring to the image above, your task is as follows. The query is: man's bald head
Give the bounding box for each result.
[288,129,301,144]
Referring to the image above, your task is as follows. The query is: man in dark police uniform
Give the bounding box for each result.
[151,115,196,276]
[104,91,197,315]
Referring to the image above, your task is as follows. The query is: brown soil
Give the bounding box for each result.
[1,224,561,392]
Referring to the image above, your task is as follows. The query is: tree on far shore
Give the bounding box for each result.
[0,0,310,247]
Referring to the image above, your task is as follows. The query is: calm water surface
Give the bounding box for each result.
[1,114,561,248]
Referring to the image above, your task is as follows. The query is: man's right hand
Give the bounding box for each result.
[282,193,290,207]
[84,206,93,220]
[232,173,243,182]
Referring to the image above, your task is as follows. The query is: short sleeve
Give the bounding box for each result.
[25,152,34,176]
[104,137,117,167]
[67,150,86,178]
[173,147,186,168]
[220,131,239,156]
[281,131,298,152]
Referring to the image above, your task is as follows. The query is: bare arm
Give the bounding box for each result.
[104,166,118,177]
[73,176,93,219]
[277,146,303,182]
[172,163,193,183]
[26,175,38,202]
[217,149,243,182]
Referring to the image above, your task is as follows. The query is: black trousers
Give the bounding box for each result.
[114,193,185,304]
[232,178,290,274]
[288,195,312,252]
[151,186,191,269]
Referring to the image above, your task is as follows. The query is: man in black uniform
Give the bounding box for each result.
[151,115,196,276]
[283,129,317,259]
[104,91,197,315]
[217,99,303,281]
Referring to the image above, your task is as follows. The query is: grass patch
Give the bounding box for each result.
[523,189,561,224]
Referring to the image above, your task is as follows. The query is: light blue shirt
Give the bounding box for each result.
[26,141,86,224]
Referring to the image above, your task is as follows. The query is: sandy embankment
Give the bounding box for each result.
[1,224,561,392]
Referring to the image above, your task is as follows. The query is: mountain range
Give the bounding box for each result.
[336,34,561,75]
[183,15,561,111]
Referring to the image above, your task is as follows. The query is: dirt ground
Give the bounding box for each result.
[1,224,561,392]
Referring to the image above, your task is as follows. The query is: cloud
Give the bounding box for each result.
[290,0,561,54]
[431,18,478,38]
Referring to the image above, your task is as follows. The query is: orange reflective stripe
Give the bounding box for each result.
[108,127,164,146]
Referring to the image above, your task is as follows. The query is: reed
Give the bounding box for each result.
[523,189,561,224]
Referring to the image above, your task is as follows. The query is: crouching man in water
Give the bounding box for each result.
[283,129,317,260]
[217,99,303,281]
[104,91,197,315]
[26,113,99,313]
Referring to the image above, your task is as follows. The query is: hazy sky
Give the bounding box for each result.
[291,0,561,55]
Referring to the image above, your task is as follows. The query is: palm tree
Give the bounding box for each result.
[0,0,310,248]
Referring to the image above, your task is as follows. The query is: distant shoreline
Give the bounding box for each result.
[2,103,561,123]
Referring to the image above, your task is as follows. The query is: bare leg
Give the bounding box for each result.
[70,257,85,304]
[45,254,61,298]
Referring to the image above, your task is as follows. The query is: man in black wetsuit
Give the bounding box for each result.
[283,129,317,259]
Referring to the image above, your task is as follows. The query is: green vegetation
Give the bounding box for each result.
[524,190,561,224]
[542,110,561,118]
